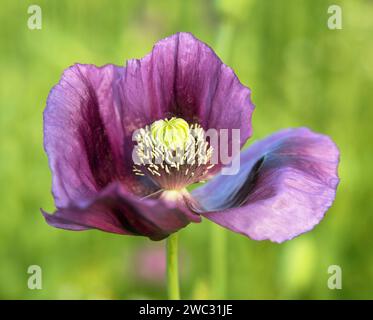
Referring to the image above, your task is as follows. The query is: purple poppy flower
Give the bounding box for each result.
[42,32,339,243]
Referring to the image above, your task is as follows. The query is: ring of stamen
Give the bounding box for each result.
[133,117,214,190]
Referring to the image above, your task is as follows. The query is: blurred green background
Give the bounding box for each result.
[0,0,372,299]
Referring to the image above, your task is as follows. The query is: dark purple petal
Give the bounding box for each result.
[192,128,340,243]
[44,64,158,208]
[121,32,254,148]
[42,183,201,241]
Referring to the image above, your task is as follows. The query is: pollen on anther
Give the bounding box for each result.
[132,117,215,190]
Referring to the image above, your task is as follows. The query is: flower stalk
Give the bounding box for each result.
[166,232,180,300]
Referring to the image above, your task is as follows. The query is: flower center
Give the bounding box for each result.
[151,117,190,151]
[133,117,214,190]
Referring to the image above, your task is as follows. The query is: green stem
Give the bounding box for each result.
[166,232,180,300]
[210,20,235,300]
